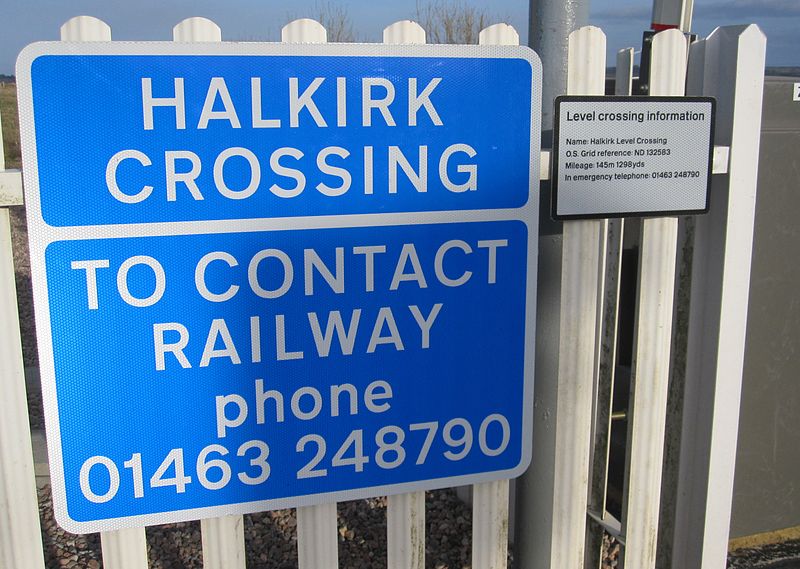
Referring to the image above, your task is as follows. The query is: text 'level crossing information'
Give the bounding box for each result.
[552,96,715,219]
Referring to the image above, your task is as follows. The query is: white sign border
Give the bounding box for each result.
[17,41,542,533]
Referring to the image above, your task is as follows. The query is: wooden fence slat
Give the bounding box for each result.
[57,15,150,569]
[584,43,635,568]
[381,19,427,569]
[585,44,636,567]
[539,150,551,180]
[656,38,707,563]
[297,502,339,569]
[585,213,626,565]
[462,22,521,569]
[383,20,425,44]
[656,34,704,559]
[478,23,519,46]
[201,516,246,569]
[173,16,222,42]
[616,48,635,96]
[387,491,425,569]
[282,18,327,43]
[100,527,149,569]
[0,109,45,567]
[620,28,687,569]
[712,146,730,174]
[280,17,340,569]
[60,15,111,42]
[169,15,247,569]
[592,43,635,493]
[547,25,607,569]
[671,24,766,569]
[472,481,510,569]
[0,170,23,207]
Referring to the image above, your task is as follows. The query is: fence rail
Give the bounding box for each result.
[0,67,44,568]
[0,14,763,569]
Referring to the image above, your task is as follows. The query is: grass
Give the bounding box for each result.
[0,81,20,169]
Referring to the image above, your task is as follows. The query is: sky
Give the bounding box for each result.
[1,0,798,75]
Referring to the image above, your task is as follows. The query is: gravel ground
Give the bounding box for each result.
[38,484,500,569]
[31,471,800,569]
[728,541,800,569]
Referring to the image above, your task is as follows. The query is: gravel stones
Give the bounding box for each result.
[39,480,796,568]
[602,532,620,568]
[727,540,800,569]
[37,484,487,569]
[39,485,102,569]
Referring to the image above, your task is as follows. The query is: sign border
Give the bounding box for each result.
[551,95,716,221]
[16,41,542,533]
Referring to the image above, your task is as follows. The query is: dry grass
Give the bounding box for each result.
[1,81,20,169]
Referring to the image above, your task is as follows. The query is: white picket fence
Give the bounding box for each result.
[0,14,765,569]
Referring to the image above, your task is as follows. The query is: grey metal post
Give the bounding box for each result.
[529,0,590,133]
[513,1,588,568]
[651,0,695,32]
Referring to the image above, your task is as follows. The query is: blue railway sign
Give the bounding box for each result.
[17,41,541,532]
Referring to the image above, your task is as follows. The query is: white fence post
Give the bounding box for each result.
[59,14,111,42]
[472,480,510,569]
[671,24,766,569]
[297,501,339,569]
[99,528,149,569]
[382,19,427,569]
[57,16,151,569]
[281,17,340,569]
[466,22,521,569]
[173,15,222,42]
[620,28,686,569]
[616,48,635,96]
[0,85,45,569]
[201,514,246,569]
[584,46,634,568]
[387,491,425,569]
[383,20,426,45]
[170,14,248,569]
[283,17,328,43]
[548,25,607,569]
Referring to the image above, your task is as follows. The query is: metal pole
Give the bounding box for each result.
[529,0,590,134]
[650,0,695,32]
[514,0,589,565]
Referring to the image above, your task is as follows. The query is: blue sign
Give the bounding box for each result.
[29,51,535,226]
[18,41,541,532]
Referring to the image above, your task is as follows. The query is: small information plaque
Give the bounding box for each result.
[552,96,715,220]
